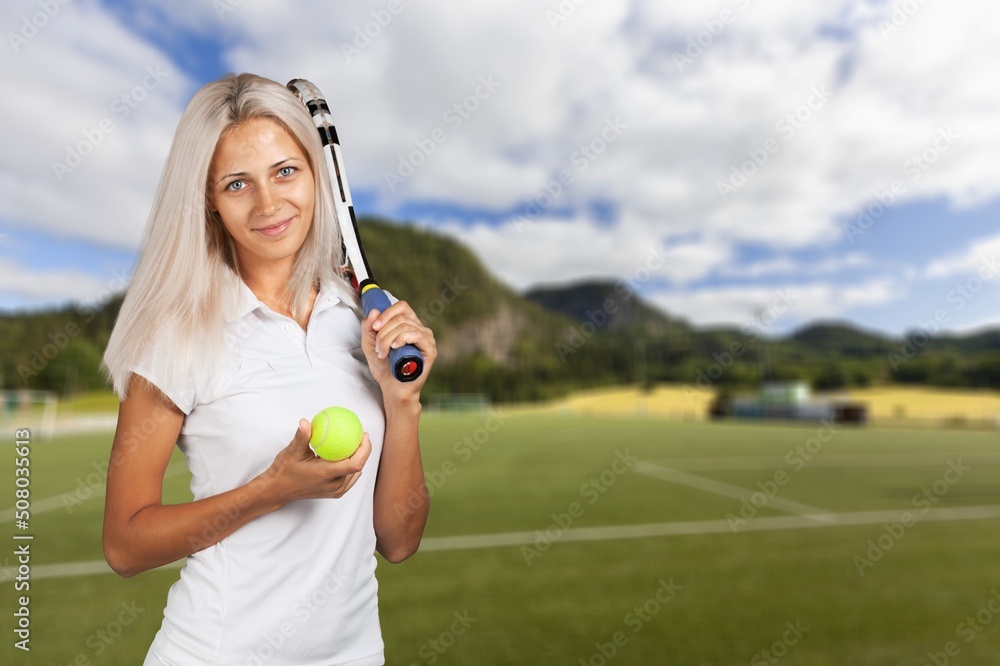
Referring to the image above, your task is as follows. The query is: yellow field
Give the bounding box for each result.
[838,386,1000,425]
[535,384,1000,428]
[532,384,713,419]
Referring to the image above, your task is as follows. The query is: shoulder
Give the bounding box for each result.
[131,328,199,415]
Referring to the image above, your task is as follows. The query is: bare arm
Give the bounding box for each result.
[372,398,428,563]
[102,375,371,578]
[362,303,437,563]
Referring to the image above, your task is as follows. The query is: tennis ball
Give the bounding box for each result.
[309,407,363,461]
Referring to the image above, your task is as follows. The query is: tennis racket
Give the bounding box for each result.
[287,78,424,382]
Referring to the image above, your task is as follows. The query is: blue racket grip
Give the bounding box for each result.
[361,286,424,382]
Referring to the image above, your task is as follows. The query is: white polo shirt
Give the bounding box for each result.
[136,279,386,666]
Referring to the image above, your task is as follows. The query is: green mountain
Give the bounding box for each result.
[523,285,1000,391]
[2,217,999,401]
[525,281,691,337]
[0,219,630,402]
[788,321,896,356]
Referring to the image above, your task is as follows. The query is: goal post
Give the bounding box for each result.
[0,389,58,440]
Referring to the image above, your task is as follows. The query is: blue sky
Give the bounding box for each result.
[1,0,998,337]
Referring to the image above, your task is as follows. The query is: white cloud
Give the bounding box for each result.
[0,1,194,249]
[437,215,732,292]
[2,0,1000,332]
[649,277,901,330]
[719,251,872,279]
[0,258,116,304]
[925,233,1000,279]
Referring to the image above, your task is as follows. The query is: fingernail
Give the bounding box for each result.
[373,319,382,330]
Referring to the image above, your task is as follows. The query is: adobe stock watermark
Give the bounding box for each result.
[555,243,664,363]
[340,0,407,62]
[716,84,832,201]
[544,0,592,32]
[887,252,997,373]
[521,450,638,566]
[878,0,928,39]
[408,610,477,666]
[579,578,683,666]
[416,277,467,325]
[853,459,969,576]
[60,460,113,514]
[924,588,1000,665]
[750,620,810,665]
[384,74,501,192]
[844,127,960,243]
[51,66,170,182]
[513,116,628,234]
[51,600,145,663]
[17,267,132,385]
[683,287,799,404]
[672,0,754,71]
[726,419,840,532]
[213,0,245,20]
[394,410,508,525]
[8,0,73,53]
[415,410,506,498]
[244,568,348,665]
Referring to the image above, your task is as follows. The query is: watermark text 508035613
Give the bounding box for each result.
[13,428,34,652]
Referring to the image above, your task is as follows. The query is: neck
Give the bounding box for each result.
[239,257,296,313]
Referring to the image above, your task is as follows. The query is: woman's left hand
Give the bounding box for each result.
[361,300,436,403]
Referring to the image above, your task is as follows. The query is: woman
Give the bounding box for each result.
[101,73,435,665]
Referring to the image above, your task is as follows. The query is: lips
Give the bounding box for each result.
[254,218,292,237]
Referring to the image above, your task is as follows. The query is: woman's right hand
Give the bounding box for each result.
[260,419,373,506]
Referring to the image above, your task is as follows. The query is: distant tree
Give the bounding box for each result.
[813,363,848,390]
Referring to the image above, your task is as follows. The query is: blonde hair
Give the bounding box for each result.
[103,73,357,402]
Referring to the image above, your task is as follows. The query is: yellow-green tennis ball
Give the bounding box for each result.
[309,407,363,461]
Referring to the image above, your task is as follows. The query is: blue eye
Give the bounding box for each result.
[226,180,245,191]
[278,166,296,177]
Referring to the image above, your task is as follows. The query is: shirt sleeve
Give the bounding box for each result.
[129,343,196,415]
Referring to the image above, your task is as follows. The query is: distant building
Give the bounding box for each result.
[713,381,867,425]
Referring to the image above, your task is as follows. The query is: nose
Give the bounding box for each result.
[254,182,280,216]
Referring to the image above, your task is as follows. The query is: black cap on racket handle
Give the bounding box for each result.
[361,285,424,382]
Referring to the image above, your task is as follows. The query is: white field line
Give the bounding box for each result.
[0,463,189,524]
[647,452,1000,471]
[635,461,836,522]
[8,504,1000,581]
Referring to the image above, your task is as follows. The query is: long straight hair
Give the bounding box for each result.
[103,73,357,402]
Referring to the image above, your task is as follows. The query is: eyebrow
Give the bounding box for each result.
[216,157,301,185]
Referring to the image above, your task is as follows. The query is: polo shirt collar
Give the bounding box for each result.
[226,279,343,323]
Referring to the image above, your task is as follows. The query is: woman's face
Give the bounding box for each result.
[209,117,315,274]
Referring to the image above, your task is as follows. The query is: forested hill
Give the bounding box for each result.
[2,218,999,402]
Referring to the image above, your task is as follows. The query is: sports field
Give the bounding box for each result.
[3,411,1000,665]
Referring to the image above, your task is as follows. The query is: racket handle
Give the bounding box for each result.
[361,285,425,382]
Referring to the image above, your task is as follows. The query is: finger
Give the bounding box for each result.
[351,433,373,467]
[371,301,417,331]
[375,316,427,351]
[332,471,363,498]
[363,310,391,358]
[319,433,372,476]
[292,419,314,458]
[380,325,433,359]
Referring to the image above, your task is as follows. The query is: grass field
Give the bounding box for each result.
[3,412,1000,665]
